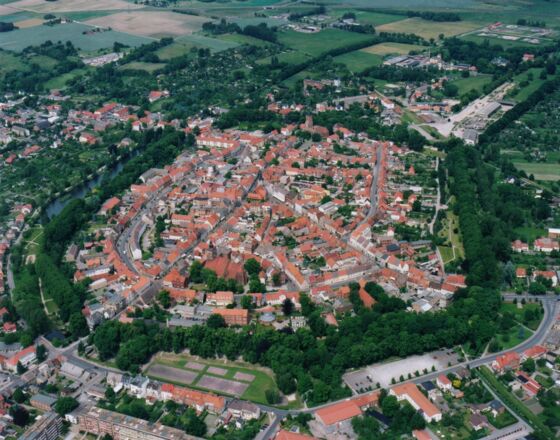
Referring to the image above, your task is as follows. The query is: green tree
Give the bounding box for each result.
[282,298,294,316]
[244,258,261,277]
[69,312,89,338]
[55,397,79,416]
[207,314,226,329]
[12,388,26,404]
[36,344,47,362]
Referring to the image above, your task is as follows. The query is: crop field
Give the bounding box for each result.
[362,42,422,56]
[7,0,141,13]
[86,11,207,38]
[176,34,239,52]
[0,22,150,52]
[278,28,374,57]
[13,17,41,28]
[148,353,278,404]
[377,17,482,40]
[334,50,382,72]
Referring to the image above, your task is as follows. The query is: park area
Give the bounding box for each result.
[146,353,278,404]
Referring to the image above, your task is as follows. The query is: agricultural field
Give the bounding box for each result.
[86,11,208,38]
[277,28,374,57]
[6,0,141,13]
[0,22,150,52]
[376,17,483,40]
[334,50,382,72]
[175,34,239,52]
[362,42,423,56]
[147,353,279,405]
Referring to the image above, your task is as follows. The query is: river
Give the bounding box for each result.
[45,149,140,219]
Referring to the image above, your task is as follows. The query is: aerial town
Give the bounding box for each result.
[0,1,558,440]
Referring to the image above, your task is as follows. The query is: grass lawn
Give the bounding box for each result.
[376,17,482,40]
[120,62,166,73]
[334,50,382,72]
[496,324,533,350]
[216,32,274,47]
[155,42,194,60]
[511,161,560,181]
[500,302,543,331]
[452,74,492,95]
[509,68,545,102]
[436,201,464,264]
[257,50,312,65]
[0,51,28,76]
[44,68,89,89]
[277,28,374,57]
[513,226,546,244]
[150,353,279,405]
[438,245,454,264]
[362,41,423,56]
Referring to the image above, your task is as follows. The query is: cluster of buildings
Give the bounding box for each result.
[383,54,476,73]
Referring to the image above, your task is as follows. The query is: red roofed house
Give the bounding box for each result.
[213,308,249,326]
[99,197,120,216]
[276,430,317,440]
[206,291,234,307]
[522,345,547,361]
[4,345,36,372]
[2,322,16,334]
[390,383,442,422]
[436,374,452,391]
[492,352,520,373]
[163,269,187,289]
[315,400,362,432]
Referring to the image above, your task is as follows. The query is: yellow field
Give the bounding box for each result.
[8,0,141,13]
[376,17,482,40]
[362,42,423,56]
[86,11,207,38]
[14,18,43,28]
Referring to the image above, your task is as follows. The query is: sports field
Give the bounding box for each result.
[278,28,374,57]
[86,11,207,38]
[147,353,279,404]
[362,42,423,56]
[0,22,150,52]
[377,17,482,40]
